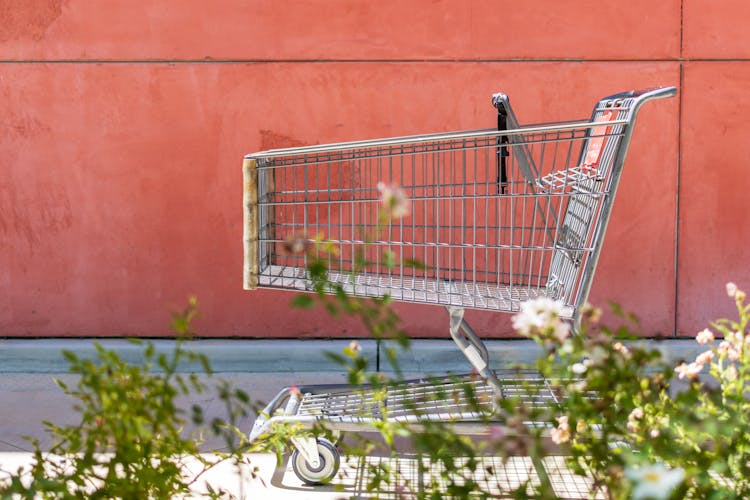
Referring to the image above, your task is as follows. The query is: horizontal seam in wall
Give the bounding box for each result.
[0,58,749,64]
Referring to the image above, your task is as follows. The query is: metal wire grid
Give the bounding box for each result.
[543,456,607,499]
[314,454,606,499]
[251,115,628,316]
[296,373,565,423]
[422,455,542,496]
[262,266,558,312]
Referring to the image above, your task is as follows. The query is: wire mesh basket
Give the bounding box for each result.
[243,87,676,486]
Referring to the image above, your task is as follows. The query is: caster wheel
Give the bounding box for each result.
[291,438,340,485]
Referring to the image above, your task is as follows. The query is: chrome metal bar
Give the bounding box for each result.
[247,120,629,160]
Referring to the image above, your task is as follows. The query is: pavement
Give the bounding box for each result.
[0,338,704,498]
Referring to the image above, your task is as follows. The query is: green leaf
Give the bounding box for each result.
[291,294,315,309]
[404,258,427,270]
[382,250,396,269]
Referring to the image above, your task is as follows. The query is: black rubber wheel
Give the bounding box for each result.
[291,438,340,485]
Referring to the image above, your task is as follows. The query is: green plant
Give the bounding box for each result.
[0,298,294,499]
[282,180,750,499]
[506,283,750,499]
[284,183,556,498]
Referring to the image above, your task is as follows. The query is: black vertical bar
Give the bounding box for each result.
[496,103,509,194]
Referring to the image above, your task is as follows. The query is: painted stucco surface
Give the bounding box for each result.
[0,1,746,337]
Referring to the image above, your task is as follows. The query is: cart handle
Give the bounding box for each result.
[602,86,677,119]
[604,86,677,101]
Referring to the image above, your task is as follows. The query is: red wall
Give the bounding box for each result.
[1,1,747,338]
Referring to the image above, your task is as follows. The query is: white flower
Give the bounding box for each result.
[725,364,738,381]
[675,362,703,380]
[551,321,571,343]
[377,182,410,219]
[512,297,569,340]
[726,330,738,346]
[695,328,714,345]
[731,331,744,347]
[571,362,587,375]
[695,350,714,365]
[650,428,660,438]
[550,415,570,444]
[728,348,741,362]
[626,463,685,500]
[568,380,588,393]
[590,346,609,366]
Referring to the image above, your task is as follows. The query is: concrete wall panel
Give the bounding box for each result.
[683,0,750,59]
[0,61,678,337]
[0,1,680,61]
[677,62,750,335]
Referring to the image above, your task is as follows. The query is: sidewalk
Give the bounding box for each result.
[0,368,359,498]
[0,338,704,498]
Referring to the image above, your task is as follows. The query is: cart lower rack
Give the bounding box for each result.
[243,87,676,485]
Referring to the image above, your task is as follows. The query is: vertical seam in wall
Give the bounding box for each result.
[674,64,684,338]
[679,0,685,59]
[674,0,685,337]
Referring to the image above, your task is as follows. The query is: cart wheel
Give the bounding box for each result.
[291,438,340,485]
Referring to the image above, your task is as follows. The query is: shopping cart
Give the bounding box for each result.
[243,87,676,485]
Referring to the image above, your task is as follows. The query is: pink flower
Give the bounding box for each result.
[718,340,732,356]
[627,408,644,432]
[695,350,714,365]
[727,330,743,347]
[613,342,631,358]
[551,415,570,444]
[283,233,311,254]
[489,425,505,441]
[629,408,644,420]
[726,282,746,302]
[695,329,714,345]
[512,297,570,341]
[377,182,410,219]
[675,362,703,380]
